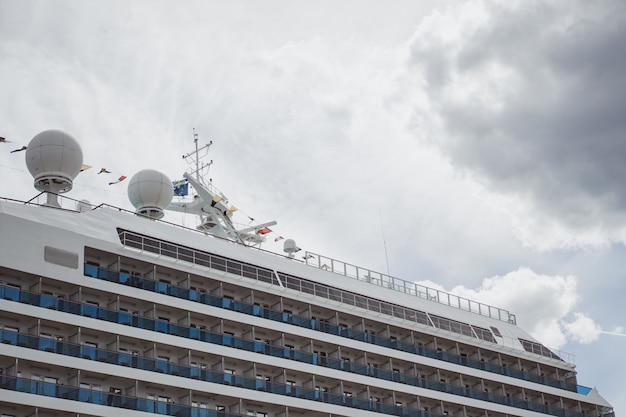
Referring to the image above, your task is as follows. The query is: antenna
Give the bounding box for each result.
[182,128,213,187]
[379,208,391,276]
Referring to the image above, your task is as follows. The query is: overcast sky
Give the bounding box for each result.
[1,0,625,412]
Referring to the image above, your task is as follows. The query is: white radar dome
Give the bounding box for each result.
[127,169,173,220]
[283,239,301,258]
[25,129,84,194]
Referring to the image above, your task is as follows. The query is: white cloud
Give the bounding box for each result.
[447,267,601,349]
[564,312,602,344]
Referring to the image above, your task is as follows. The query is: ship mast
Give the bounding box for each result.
[166,130,276,247]
[182,128,213,187]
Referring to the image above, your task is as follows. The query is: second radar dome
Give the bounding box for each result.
[127,169,173,219]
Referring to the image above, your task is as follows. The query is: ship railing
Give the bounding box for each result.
[19,192,94,211]
[305,251,517,325]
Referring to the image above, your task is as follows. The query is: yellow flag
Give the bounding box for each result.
[226,206,238,215]
[80,164,92,172]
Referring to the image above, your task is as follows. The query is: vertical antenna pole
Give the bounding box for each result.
[379,208,391,276]
[183,129,213,188]
[193,128,200,183]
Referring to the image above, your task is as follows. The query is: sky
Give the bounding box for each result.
[1,0,625,412]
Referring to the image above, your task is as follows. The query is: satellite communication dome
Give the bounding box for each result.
[283,239,301,258]
[25,129,84,194]
[127,169,173,220]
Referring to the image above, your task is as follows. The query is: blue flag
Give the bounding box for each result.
[173,180,189,196]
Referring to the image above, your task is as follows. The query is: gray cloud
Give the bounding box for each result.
[409,0,626,239]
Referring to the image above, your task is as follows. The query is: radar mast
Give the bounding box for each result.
[184,128,213,187]
[165,131,276,247]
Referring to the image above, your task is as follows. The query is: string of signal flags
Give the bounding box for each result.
[4,137,271,226]
[3,136,303,253]
[91,166,127,185]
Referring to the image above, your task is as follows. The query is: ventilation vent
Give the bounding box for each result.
[44,246,79,269]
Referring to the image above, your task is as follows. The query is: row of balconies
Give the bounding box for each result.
[0,350,525,417]
[0,283,596,417]
[0,355,312,417]
[3,273,573,402]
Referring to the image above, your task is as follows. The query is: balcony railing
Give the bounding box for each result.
[0,328,595,417]
[1,270,580,394]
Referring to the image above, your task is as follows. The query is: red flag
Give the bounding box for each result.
[257,227,272,235]
[274,236,284,242]
[108,175,127,185]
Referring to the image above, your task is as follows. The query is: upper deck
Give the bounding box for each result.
[0,192,575,366]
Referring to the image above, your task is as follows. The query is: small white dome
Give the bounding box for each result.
[25,129,83,193]
[127,169,173,219]
[283,239,301,258]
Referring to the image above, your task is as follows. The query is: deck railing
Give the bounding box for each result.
[305,252,517,325]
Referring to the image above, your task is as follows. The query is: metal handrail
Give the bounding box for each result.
[304,251,517,325]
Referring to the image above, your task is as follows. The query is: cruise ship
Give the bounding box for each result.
[0,129,615,417]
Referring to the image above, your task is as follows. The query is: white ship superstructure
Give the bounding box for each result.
[0,130,614,417]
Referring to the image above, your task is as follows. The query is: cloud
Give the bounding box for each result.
[564,312,602,344]
[406,0,626,249]
[442,267,601,349]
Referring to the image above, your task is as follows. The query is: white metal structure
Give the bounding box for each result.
[0,130,614,417]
